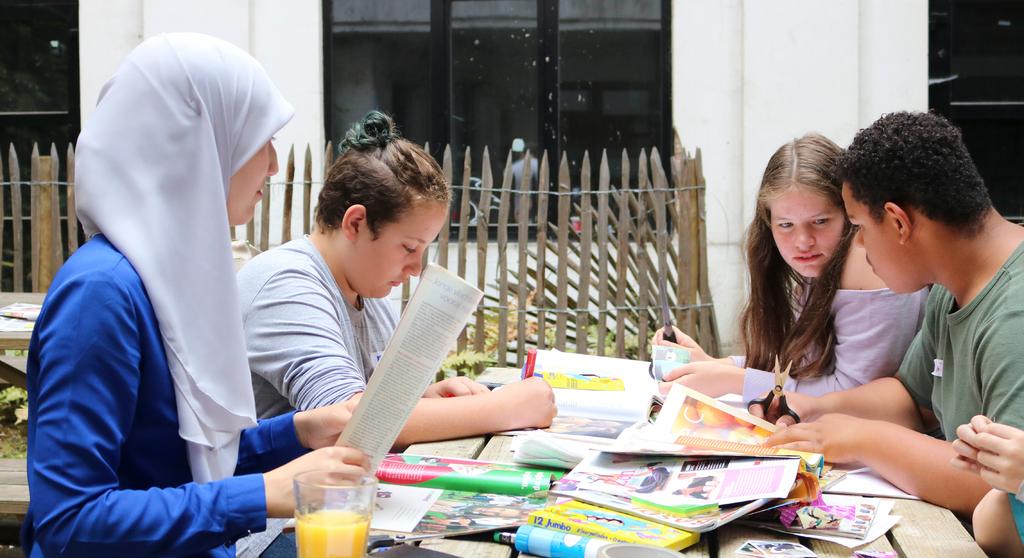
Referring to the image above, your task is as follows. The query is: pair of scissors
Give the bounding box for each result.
[748,357,800,423]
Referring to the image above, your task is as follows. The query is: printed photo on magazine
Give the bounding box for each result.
[554,453,801,506]
[372,484,548,537]
[742,494,883,540]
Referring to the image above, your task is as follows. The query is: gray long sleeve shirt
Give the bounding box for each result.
[236,237,398,418]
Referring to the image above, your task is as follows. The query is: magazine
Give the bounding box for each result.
[740,494,892,543]
[553,452,801,507]
[372,484,548,537]
[0,303,41,322]
[336,264,484,469]
[376,454,563,496]
[611,384,824,471]
[558,487,771,533]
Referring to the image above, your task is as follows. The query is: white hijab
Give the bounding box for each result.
[75,33,294,482]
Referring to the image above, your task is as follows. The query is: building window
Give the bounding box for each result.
[930,0,1024,220]
[0,0,80,162]
[324,0,670,189]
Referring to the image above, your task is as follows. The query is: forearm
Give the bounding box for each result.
[392,394,518,449]
[854,420,989,517]
[817,378,924,429]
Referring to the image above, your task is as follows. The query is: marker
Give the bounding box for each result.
[523,348,538,379]
[494,525,612,558]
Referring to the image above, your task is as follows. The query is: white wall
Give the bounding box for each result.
[79,0,325,244]
[672,0,927,351]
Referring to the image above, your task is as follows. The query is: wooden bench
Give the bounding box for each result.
[0,460,27,518]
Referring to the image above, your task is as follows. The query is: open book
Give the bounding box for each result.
[526,349,662,437]
[337,264,483,469]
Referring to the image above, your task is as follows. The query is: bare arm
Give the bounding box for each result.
[347,377,557,450]
[801,377,929,430]
[770,415,989,517]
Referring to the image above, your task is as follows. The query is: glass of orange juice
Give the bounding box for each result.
[294,471,377,558]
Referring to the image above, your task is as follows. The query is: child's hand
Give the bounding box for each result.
[651,326,711,361]
[763,414,868,463]
[951,415,1024,494]
[489,377,556,431]
[661,362,744,397]
[263,446,369,517]
[423,376,490,398]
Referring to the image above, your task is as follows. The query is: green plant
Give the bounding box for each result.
[0,387,27,425]
[438,350,495,382]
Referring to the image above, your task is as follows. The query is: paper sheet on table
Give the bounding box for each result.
[753,498,900,549]
[825,469,919,500]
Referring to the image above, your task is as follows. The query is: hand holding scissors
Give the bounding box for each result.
[748,357,801,425]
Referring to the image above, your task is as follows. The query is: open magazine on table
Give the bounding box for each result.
[610,384,824,472]
[549,451,801,533]
[336,263,483,469]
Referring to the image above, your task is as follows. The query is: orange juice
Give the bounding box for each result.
[295,509,369,558]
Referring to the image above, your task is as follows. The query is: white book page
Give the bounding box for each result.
[371,484,443,533]
[337,264,483,469]
[825,468,918,500]
[532,349,657,422]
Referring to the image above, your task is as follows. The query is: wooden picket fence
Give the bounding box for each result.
[1,137,719,366]
[0,143,80,293]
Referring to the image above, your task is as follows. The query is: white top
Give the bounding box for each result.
[738,287,929,402]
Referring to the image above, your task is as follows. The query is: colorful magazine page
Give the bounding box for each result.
[554,487,770,533]
[650,345,691,380]
[555,453,801,507]
[656,383,776,441]
[376,454,563,496]
[527,500,699,550]
[409,489,549,537]
[0,303,41,322]
[739,495,898,547]
[612,385,824,471]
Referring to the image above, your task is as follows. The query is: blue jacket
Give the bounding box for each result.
[23,236,306,557]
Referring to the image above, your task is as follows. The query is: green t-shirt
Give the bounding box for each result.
[898,240,1024,439]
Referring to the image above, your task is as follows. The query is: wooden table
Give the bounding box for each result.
[0,293,43,351]
[400,369,986,558]
[0,292,44,389]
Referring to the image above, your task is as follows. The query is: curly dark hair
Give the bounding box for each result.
[835,111,991,234]
[315,110,449,237]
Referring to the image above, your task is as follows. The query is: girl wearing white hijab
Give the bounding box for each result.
[24,33,367,557]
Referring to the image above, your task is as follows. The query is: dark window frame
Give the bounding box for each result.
[929,0,1024,221]
[0,0,80,162]
[322,0,672,167]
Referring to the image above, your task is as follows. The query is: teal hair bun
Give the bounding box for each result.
[340,110,400,153]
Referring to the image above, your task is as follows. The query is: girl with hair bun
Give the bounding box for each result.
[237,110,556,445]
[653,133,927,404]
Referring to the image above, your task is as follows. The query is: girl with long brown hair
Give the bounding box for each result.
[654,133,927,402]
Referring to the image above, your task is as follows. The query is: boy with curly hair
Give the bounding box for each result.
[751,112,1024,534]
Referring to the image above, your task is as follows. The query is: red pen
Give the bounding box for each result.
[523,348,537,379]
